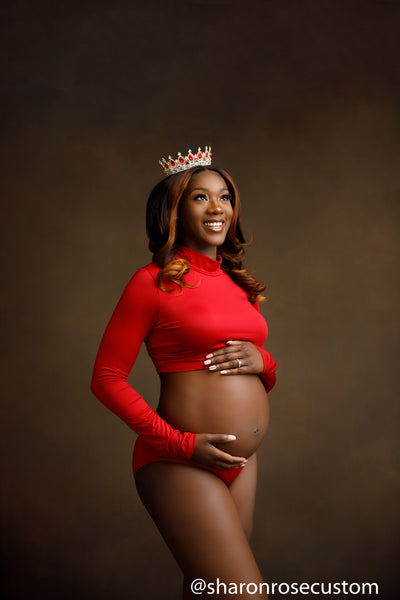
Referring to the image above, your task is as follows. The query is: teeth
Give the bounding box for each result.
[204,221,223,227]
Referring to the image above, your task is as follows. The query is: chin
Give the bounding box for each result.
[206,236,226,247]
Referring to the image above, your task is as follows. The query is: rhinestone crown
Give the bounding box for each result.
[159,146,212,176]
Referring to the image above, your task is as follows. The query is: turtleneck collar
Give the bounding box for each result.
[175,245,222,275]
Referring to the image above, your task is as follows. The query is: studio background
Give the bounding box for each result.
[2,1,399,598]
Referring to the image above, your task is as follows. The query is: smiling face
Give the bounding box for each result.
[178,170,234,259]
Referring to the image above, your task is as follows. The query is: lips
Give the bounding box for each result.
[203,220,224,232]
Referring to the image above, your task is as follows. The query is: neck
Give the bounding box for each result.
[181,242,217,260]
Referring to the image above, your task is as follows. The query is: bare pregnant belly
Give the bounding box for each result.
[157,370,270,458]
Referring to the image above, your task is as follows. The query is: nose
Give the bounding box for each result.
[208,197,224,213]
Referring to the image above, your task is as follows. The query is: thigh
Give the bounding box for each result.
[134,462,266,598]
[229,452,258,540]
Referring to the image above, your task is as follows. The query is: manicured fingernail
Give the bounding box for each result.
[209,365,217,371]
[226,340,233,344]
[204,359,211,365]
[206,353,213,359]
[220,370,227,375]
[226,435,236,440]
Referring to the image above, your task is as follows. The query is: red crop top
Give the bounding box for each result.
[91,246,277,460]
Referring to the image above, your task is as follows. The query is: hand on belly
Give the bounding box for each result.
[203,340,265,376]
[212,416,268,458]
[191,433,248,469]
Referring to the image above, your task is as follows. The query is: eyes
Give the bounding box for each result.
[193,193,232,203]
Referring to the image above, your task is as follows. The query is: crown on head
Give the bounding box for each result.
[159,146,212,176]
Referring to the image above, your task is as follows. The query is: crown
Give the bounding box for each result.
[159,146,212,176]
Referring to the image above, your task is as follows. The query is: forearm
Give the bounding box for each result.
[256,346,277,393]
[91,366,196,458]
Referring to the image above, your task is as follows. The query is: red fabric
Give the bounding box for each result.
[133,436,243,487]
[91,245,277,460]
[253,303,278,393]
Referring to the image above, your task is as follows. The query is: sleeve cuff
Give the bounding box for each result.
[177,432,197,459]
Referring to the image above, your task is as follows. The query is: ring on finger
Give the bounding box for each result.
[236,358,242,368]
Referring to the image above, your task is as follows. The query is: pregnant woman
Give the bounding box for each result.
[91,146,277,599]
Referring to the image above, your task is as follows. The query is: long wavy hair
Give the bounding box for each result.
[146,165,266,303]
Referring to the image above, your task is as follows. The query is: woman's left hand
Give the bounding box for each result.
[204,340,264,375]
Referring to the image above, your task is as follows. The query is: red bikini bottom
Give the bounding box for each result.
[132,436,244,487]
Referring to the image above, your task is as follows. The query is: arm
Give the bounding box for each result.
[90,267,196,459]
[254,345,277,393]
[253,301,277,393]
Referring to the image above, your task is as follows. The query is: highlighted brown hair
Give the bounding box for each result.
[146,166,266,303]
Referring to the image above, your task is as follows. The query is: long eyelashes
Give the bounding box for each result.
[193,194,232,202]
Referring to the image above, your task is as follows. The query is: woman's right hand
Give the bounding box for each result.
[191,433,247,470]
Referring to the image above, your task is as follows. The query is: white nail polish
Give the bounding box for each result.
[226,435,236,441]
[204,359,211,365]
[206,353,213,359]
[220,370,227,375]
[209,365,217,371]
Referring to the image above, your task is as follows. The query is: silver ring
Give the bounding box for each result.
[237,359,242,368]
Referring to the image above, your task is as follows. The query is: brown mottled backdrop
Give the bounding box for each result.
[2,1,399,598]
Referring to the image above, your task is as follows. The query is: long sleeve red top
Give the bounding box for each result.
[91,246,277,460]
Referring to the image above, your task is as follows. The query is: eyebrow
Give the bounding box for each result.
[190,187,229,193]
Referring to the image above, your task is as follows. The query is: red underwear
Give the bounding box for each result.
[132,436,244,487]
